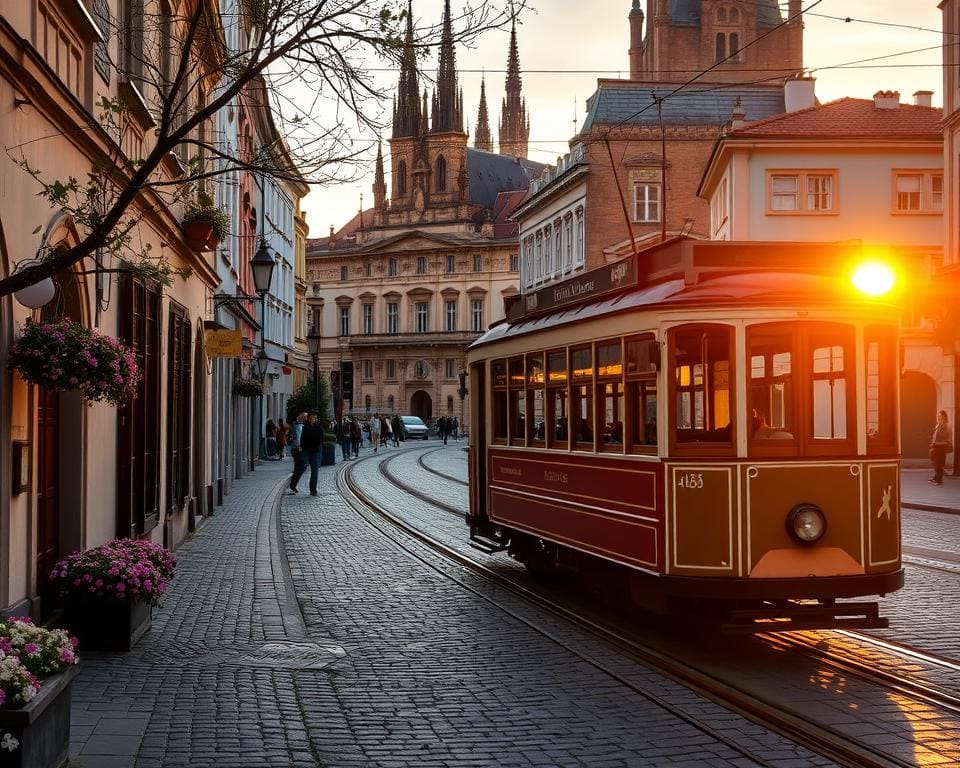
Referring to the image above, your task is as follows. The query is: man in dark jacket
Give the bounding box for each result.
[291,411,324,496]
[391,414,402,446]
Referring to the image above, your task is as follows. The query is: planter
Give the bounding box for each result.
[321,443,336,466]
[0,665,78,768]
[184,221,214,251]
[62,598,152,653]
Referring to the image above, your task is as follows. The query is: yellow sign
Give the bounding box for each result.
[204,330,243,358]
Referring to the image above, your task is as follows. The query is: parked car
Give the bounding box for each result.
[401,415,429,440]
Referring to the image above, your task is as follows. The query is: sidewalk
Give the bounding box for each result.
[901,468,960,514]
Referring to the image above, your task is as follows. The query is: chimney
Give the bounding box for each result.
[784,76,816,112]
[628,0,645,80]
[730,97,747,130]
[873,90,901,110]
[913,90,934,108]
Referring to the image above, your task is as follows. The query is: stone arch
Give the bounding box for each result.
[901,371,938,460]
[410,389,432,422]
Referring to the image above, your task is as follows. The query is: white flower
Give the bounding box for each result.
[1,732,19,752]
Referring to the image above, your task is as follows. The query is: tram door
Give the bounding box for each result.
[470,362,487,519]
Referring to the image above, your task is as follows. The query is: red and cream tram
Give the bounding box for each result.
[466,239,904,632]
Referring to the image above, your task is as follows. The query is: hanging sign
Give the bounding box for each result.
[204,329,243,358]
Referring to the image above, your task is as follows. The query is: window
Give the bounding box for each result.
[748,326,795,446]
[386,359,396,379]
[575,208,585,267]
[564,215,573,272]
[768,171,837,214]
[445,359,456,379]
[474,254,482,272]
[339,306,350,336]
[633,183,661,223]
[362,360,373,380]
[534,233,543,281]
[526,353,545,444]
[717,7,727,22]
[508,357,525,445]
[364,262,372,277]
[365,394,372,410]
[396,160,407,195]
[388,258,398,277]
[416,256,427,275]
[509,254,519,272]
[362,304,374,335]
[471,299,484,332]
[729,7,739,23]
[546,349,568,448]
[571,347,594,449]
[554,221,562,274]
[866,326,896,453]
[672,326,733,450]
[712,177,729,234]
[894,171,943,213]
[435,155,447,192]
[492,360,508,443]
[445,300,457,332]
[446,254,455,273]
[626,336,658,453]
[415,302,429,333]
[387,302,399,334]
[447,395,455,413]
[597,341,624,452]
[811,340,848,440]
[340,265,348,281]
[715,33,726,62]
[729,33,739,60]
[387,394,395,411]
[543,224,553,276]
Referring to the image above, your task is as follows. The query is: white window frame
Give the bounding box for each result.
[633,182,661,223]
[767,170,838,215]
[387,302,399,334]
[339,306,350,336]
[362,304,374,335]
[471,299,484,332]
[444,300,457,332]
[415,302,429,333]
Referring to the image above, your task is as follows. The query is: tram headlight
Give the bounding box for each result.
[851,261,895,297]
[786,503,827,545]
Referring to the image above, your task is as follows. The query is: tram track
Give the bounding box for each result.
[341,448,940,768]
[416,446,469,486]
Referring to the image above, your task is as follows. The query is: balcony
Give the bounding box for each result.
[345,331,481,348]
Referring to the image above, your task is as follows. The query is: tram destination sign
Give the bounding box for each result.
[518,257,637,318]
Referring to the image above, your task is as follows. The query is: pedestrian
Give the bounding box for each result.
[370,412,381,453]
[929,409,953,485]
[295,412,324,496]
[453,417,459,441]
[287,413,307,493]
[350,417,362,458]
[392,414,402,446]
[276,418,288,459]
[265,418,277,458]
[439,415,448,445]
[381,416,391,448]
[337,416,352,461]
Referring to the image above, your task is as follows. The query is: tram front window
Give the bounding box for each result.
[812,343,847,439]
[748,327,794,441]
[672,327,733,446]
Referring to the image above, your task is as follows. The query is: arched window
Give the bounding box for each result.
[729,33,740,60]
[717,7,727,22]
[387,395,395,411]
[365,395,372,411]
[447,395,454,413]
[396,159,407,195]
[715,33,726,62]
[729,8,739,23]
[435,155,447,192]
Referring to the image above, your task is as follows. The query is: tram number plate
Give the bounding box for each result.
[676,472,704,490]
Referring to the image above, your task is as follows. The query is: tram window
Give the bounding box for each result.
[571,346,594,449]
[748,328,795,442]
[492,359,508,444]
[508,357,525,445]
[547,349,568,449]
[672,327,733,446]
[626,338,659,375]
[865,326,896,452]
[527,354,545,444]
[627,380,657,451]
[811,341,848,440]
[597,341,623,452]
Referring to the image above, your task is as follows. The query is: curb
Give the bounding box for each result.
[902,501,960,516]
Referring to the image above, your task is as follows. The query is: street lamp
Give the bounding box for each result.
[307,325,321,411]
[252,240,275,463]
[457,368,468,438]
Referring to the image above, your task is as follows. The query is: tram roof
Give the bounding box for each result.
[471,239,899,350]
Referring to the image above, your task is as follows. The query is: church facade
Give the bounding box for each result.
[305,1,541,426]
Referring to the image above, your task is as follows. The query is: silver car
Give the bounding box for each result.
[401,415,429,440]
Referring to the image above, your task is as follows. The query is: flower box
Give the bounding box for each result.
[0,665,78,768]
[62,598,152,653]
[232,378,264,398]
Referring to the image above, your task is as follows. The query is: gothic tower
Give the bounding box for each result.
[389,0,421,207]
[498,20,529,159]
[474,77,493,152]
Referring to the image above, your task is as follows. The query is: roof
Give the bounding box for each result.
[665,1,782,28]
[581,83,786,132]
[491,190,527,237]
[306,207,377,251]
[467,148,544,209]
[727,97,943,139]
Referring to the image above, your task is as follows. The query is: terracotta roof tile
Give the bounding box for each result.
[729,97,942,139]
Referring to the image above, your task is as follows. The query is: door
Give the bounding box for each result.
[410,390,432,422]
[900,371,937,459]
[36,386,59,616]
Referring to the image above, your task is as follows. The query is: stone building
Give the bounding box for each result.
[305,0,540,425]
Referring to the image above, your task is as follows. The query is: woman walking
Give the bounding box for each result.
[929,409,953,485]
[370,413,382,453]
[276,419,288,459]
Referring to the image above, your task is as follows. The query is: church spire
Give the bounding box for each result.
[431,0,463,133]
[474,76,492,151]
[392,0,421,139]
[373,141,386,210]
[498,19,529,158]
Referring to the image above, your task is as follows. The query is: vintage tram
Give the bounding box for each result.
[466,239,904,632]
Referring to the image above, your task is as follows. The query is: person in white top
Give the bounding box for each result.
[370,412,382,453]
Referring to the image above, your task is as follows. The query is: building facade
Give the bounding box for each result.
[305,0,540,426]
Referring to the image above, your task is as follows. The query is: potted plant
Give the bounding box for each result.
[51,539,176,652]
[182,194,230,252]
[232,378,264,398]
[8,318,140,407]
[0,617,79,768]
[321,430,337,466]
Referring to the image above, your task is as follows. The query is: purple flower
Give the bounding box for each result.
[24,643,39,656]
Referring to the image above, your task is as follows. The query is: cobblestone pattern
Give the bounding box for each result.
[297,448,837,767]
[69,459,329,768]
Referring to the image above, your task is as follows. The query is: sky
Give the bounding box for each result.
[298,0,946,237]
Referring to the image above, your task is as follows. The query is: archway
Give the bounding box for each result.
[410,390,432,422]
[901,371,937,460]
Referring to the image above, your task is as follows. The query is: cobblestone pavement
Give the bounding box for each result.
[65,443,960,766]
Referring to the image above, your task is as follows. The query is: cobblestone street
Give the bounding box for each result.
[64,446,960,767]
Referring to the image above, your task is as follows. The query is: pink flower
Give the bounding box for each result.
[24,643,39,656]
[59,648,74,663]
